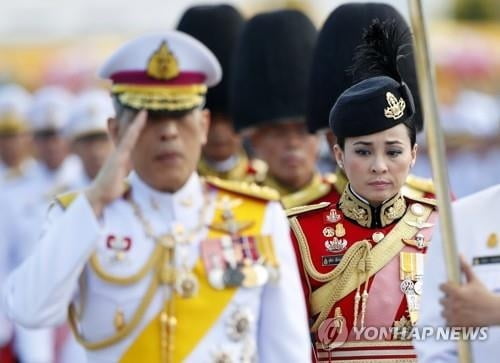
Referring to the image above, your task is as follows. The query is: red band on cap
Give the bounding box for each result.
[110,71,206,85]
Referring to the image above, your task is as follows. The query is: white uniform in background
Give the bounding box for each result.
[3,86,83,363]
[415,184,500,362]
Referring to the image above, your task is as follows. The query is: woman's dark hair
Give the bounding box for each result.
[335,120,416,150]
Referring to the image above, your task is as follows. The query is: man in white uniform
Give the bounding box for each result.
[2,31,310,362]
[416,184,500,362]
[66,89,114,190]
[0,84,37,187]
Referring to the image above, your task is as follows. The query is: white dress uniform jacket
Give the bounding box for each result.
[415,184,500,362]
[2,172,310,363]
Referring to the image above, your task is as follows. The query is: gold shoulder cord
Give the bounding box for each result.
[69,185,210,357]
[69,268,160,350]
[291,204,433,332]
[89,244,162,285]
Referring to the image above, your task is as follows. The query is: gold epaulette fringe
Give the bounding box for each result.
[286,201,331,218]
[405,175,435,194]
[205,176,280,201]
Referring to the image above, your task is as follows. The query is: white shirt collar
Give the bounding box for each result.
[128,171,204,220]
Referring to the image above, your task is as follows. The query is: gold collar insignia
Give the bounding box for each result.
[339,185,406,228]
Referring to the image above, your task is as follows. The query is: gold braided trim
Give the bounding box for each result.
[68,259,161,350]
[306,205,433,328]
[289,218,369,283]
[88,244,162,285]
[205,176,280,201]
[111,84,207,95]
[405,174,435,194]
[286,201,331,218]
[281,173,332,209]
[117,93,204,111]
[339,186,406,228]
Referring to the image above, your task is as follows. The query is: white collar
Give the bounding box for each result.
[128,171,204,219]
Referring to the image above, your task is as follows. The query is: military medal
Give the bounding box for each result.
[414,279,423,295]
[208,268,225,290]
[212,351,232,363]
[252,263,269,286]
[175,268,199,298]
[414,253,424,295]
[223,267,245,287]
[335,223,346,237]
[241,263,258,288]
[258,235,280,283]
[226,308,253,341]
[402,233,429,249]
[324,237,347,253]
[405,217,433,229]
[410,203,424,217]
[325,208,341,223]
[201,238,225,289]
[400,279,415,294]
[400,252,415,294]
[400,252,424,325]
[323,227,335,238]
[106,235,132,262]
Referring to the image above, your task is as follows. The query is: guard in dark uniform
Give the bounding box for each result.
[230,9,340,209]
[177,5,267,183]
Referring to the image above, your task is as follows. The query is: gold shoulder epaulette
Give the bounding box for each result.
[206,176,280,201]
[407,194,437,207]
[55,191,80,210]
[405,174,435,194]
[324,173,337,184]
[286,201,331,217]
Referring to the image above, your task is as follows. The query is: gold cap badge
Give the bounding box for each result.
[384,92,406,120]
[147,41,180,80]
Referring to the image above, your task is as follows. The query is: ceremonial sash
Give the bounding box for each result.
[120,188,267,362]
[363,211,438,330]
[290,203,434,331]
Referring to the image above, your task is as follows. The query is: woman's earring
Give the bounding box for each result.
[337,161,344,169]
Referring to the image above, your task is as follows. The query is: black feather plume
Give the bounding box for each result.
[351,19,412,83]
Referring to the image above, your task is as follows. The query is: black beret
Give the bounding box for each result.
[307,3,422,133]
[230,9,317,132]
[177,5,244,115]
[329,76,415,138]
